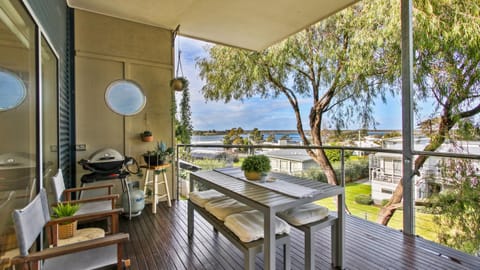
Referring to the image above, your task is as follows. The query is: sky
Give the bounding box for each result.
[175,36,431,132]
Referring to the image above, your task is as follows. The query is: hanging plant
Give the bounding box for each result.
[171,48,188,91]
[170,76,188,91]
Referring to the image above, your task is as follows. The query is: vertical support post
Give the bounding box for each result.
[176,144,179,200]
[305,228,314,270]
[340,149,345,187]
[188,174,195,238]
[401,0,415,235]
[335,189,345,268]
[264,209,276,270]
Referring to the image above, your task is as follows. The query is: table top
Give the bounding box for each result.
[190,167,344,212]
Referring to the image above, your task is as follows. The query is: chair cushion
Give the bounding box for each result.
[224,210,290,243]
[278,203,329,226]
[205,198,252,221]
[189,190,226,208]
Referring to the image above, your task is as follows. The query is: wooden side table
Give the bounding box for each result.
[141,163,172,214]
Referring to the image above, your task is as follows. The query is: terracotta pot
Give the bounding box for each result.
[58,220,77,239]
[244,171,262,181]
[142,135,153,142]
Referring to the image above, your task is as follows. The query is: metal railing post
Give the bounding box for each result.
[340,149,345,188]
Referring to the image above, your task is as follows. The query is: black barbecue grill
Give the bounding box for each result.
[78,148,143,219]
[79,148,128,184]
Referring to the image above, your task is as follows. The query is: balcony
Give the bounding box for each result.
[134,143,480,269]
[120,202,479,269]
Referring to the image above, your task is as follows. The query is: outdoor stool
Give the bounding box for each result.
[278,203,337,270]
[142,164,172,214]
[205,197,252,221]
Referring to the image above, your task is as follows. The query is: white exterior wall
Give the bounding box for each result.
[270,158,317,175]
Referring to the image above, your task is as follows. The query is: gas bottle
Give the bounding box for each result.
[122,181,145,215]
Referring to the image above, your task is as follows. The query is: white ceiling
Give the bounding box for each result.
[67,0,358,51]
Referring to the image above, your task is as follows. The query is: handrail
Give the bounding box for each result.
[178,143,480,160]
[175,143,480,199]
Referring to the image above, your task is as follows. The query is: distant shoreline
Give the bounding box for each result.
[193,129,400,135]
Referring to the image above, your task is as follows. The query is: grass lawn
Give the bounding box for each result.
[316,182,437,241]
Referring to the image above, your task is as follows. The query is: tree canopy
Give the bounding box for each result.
[197,0,401,186]
[378,0,480,225]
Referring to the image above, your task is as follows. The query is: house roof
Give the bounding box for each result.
[66,0,359,51]
[265,149,313,162]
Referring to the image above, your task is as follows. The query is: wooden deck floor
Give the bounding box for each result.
[119,200,479,270]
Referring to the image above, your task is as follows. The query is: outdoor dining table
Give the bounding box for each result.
[188,167,345,269]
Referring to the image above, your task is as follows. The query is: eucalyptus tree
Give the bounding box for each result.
[378,0,480,225]
[197,0,400,186]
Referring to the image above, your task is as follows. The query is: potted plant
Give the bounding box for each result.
[169,77,188,91]
[143,141,174,166]
[52,202,80,239]
[241,155,271,181]
[141,130,153,142]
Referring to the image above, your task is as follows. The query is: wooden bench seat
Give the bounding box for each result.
[188,200,291,270]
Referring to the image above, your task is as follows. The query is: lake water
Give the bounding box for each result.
[192,132,301,144]
[190,133,300,158]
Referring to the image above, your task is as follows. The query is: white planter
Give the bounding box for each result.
[179,179,190,198]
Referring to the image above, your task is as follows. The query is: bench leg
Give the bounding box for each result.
[284,240,291,270]
[245,249,256,270]
[331,220,338,267]
[305,228,315,270]
[188,201,194,238]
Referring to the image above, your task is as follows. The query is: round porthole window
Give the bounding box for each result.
[0,69,27,111]
[105,80,146,116]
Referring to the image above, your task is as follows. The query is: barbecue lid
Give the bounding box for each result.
[87,148,124,163]
[0,152,35,167]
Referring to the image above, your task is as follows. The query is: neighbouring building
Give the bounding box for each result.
[369,137,480,202]
[265,149,317,175]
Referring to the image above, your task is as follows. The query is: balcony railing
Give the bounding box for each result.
[175,142,480,257]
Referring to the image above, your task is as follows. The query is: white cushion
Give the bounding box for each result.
[189,190,226,208]
[205,198,252,221]
[224,210,290,243]
[278,203,329,226]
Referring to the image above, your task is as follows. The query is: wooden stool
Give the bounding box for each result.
[142,163,171,214]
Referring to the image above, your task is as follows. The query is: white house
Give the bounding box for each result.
[265,149,317,175]
[369,137,480,202]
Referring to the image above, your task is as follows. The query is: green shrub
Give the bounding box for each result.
[298,158,369,183]
[241,155,271,173]
[354,194,373,205]
[381,199,390,206]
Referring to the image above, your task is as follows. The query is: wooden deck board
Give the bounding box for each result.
[120,200,480,270]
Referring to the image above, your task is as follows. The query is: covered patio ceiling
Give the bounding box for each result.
[66,0,359,51]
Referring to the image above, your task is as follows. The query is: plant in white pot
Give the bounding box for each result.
[241,155,271,181]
